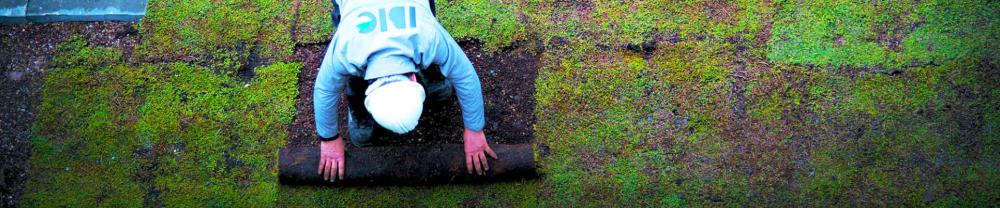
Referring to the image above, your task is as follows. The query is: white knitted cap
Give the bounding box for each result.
[364,74,425,134]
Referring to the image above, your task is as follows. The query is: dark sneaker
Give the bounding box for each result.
[348,109,375,147]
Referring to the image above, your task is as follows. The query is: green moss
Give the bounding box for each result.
[24,0,1000,206]
[985,89,1000,158]
[529,0,998,203]
[533,40,747,206]
[848,72,936,118]
[590,1,727,44]
[800,147,857,206]
[511,1,584,48]
[436,0,526,51]
[293,0,335,44]
[24,37,145,207]
[802,119,999,206]
[517,0,775,46]
[743,64,811,126]
[137,0,295,69]
[25,38,300,206]
[277,180,539,207]
[768,0,999,68]
[795,53,1000,206]
[144,62,298,206]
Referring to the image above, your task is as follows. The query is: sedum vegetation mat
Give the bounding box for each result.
[23,0,999,207]
[24,37,300,207]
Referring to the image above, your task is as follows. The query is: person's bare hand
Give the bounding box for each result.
[318,137,345,182]
[463,129,498,175]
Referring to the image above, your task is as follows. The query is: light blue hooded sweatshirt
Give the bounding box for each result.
[314,0,484,139]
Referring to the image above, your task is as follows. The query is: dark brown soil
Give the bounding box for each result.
[286,43,327,148]
[286,41,539,148]
[0,21,139,208]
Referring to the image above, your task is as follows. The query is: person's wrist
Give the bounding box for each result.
[318,133,340,141]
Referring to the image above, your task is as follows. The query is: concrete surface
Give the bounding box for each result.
[1,0,146,24]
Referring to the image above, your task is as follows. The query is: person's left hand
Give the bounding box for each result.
[463,129,498,175]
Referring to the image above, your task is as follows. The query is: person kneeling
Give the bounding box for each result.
[313,0,496,182]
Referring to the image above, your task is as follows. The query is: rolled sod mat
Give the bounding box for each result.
[279,144,539,186]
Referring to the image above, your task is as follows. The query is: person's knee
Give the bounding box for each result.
[348,125,374,147]
[349,133,372,147]
[347,105,375,147]
[416,71,453,102]
[425,79,453,103]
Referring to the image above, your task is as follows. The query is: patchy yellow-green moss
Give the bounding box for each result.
[136,0,295,69]
[532,39,752,206]
[293,0,335,44]
[277,180,539,207]
[436,0,526,51]
[768,0,1000,68]
[23,0,1000,206]
[25,37,300,206]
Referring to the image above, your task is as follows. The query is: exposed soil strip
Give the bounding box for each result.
[286,41,540,148]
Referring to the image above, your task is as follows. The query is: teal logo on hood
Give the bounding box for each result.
[357,6,418,34]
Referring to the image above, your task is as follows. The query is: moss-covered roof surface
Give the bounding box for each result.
[23,0,999,206]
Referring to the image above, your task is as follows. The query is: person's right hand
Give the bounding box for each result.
[318,137,345,182]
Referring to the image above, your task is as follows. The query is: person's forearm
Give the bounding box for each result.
[314,80,343,139]
[434,32,486,131]
[314,40,348,140]
[443,57,485,131]
[454,76,485,131]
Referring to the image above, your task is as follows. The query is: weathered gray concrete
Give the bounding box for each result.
[1,0,146,24]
